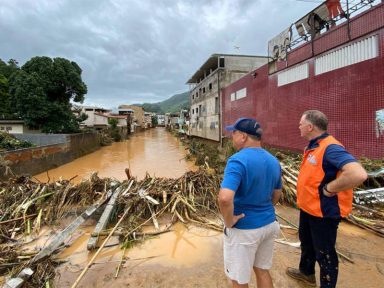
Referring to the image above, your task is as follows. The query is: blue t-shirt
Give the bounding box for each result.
[220,147,282,229]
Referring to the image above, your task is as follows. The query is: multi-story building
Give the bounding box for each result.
[118,105,145,130]
[187,54,268,141]
[157,115,165,126]
[80,106,111,130]
[118,108,134,133]
[144,112,152,128]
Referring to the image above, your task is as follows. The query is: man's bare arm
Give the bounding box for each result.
[218,188,244,227]
[272,189,282,205]
[325,162,367,196]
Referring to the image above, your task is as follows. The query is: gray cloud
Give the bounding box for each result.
[0,0,318,108]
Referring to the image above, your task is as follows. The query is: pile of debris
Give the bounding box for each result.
[0,173,113,287]
[273,150,384,237]
[0,132,34,152]
[0,169,222,287]
[184,137,384,236]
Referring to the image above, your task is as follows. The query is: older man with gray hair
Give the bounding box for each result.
[287,110,367,288]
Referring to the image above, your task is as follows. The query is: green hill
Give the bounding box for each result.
[138,91,189,114]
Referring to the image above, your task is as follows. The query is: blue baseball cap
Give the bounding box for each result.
[225,118,262,138]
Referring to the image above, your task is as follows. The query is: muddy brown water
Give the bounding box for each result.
[34,127,196,183]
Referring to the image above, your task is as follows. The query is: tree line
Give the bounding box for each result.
[0,56,88,133]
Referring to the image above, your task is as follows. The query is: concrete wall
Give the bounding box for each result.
[0,132,101,180]
[12,134,67,146]
[67,132,101,158]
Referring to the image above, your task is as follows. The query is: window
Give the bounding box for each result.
[203,87,206,94]
[219,57,225,68]
[192,94,194,100]
[192,109,194,114]
[215,97,219,114]
[199,105,202,116]
[236,88,246,100]
[230,88,247,101]
[196,107,199,115]
[209,83,212,90]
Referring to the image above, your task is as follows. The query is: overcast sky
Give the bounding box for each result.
[0,0,320,108]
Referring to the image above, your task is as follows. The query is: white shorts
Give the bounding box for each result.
[223,221,280,285]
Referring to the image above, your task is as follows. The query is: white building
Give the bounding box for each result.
[157,114,165,126]
[0,120,25,134]
[187,54,268,141]
[80,106,111,129]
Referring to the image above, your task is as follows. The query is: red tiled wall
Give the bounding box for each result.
[287,42,312,67]
[222,9,384,159]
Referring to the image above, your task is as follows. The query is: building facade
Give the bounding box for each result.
[0,120,38,134]
[80,106,111,129]
[222,1,384,159]
[187,54,268,141]
[118,105,145,130]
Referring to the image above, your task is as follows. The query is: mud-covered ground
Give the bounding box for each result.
[44,205,383,288]
[1,206,382,288]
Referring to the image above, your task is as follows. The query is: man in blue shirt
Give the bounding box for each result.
[218,118,282,288]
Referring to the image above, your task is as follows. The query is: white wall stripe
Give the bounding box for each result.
[277,63,309,87]
[315,35,378,75]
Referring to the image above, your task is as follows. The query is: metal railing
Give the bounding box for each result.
[288,0,380,52]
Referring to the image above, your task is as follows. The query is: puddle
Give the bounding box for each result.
[127,222,221,267]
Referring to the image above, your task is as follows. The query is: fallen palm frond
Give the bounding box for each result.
[0,168,223,287]
[184,139,384,235]
[0,172,113,241]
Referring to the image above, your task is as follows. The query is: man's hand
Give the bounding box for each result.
[225,213,245,228]
[323,186,337,197]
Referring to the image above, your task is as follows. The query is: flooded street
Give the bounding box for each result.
[34,127,196,183]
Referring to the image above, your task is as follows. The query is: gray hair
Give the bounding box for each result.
[248,131,262,141]
[303,110,328,131]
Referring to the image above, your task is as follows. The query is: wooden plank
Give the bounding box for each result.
[71,204,132,288]
[2,268,33,288]
[87,186,123,250]
[31,192,113,263]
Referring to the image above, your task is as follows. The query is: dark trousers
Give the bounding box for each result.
[299,210,340,288]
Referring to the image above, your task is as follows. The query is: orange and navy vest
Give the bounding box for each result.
[297,135,353,218]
